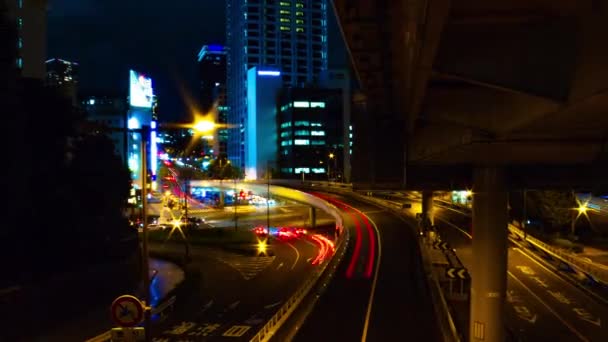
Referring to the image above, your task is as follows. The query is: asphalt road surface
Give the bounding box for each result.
[291,192,441,342]
[433,205,608,342]
[147,225,330,341]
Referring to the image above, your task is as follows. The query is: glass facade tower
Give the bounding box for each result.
[226,0,328,169]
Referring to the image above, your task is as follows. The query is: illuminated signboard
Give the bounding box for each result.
[129,70,154,108]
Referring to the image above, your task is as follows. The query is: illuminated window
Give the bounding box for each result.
[296,19,304,24]
[294,121,309,126]
[17,18,23,29]
[294,130,309,136]
[311,131,325,136]
[293,101,309,108]
[296,28,305,33]
[280,10,291,15]
[16,57,22,69]
[296,11,304,16]
[17,0,23,8]
[312,168,325,174]
[281,140,292,146]
[310,102,325,108]
[349,125,353,131]
[296,3,304,8]
[280,18,290,23]
[311,123,322,127]
[280,1,290,6]
[280,26,290,31]
[17,37,22,49]
[295,167,310,174]
[349,133,353,138]
[311,140,325,145]
[280,131,291,138]
[294,139,310,145]
[280,122,292,128]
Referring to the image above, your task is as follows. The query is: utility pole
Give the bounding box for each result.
[140,125,151,342]
[267,160,271,230]
[234,176,238,231]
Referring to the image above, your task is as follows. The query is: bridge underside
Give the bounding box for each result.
[334,0,608,191]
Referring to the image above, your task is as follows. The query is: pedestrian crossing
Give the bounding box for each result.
[216,254,276,280]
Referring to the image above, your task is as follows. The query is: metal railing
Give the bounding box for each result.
[432,199,608,285]
[249,205,349,342]
[273,179,461,342]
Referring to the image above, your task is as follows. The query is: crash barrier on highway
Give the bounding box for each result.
[249,200,350,342]
[271,179,461,342]
[433,199,608,285]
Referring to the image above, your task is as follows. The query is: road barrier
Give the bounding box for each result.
[272,179,461,342]
[248,200,349,342]
[432,199,608,285]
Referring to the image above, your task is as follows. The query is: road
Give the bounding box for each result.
[290,192,441,342]
[147,220,333,340]
[433,205,608,341]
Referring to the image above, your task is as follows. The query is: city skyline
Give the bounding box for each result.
[47,0,346,122]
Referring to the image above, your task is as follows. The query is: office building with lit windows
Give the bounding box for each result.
[45,58,79,104]
[198,44,228,157]
[277,87,344,180]
[6,0,47,80]
[226,0,328,170]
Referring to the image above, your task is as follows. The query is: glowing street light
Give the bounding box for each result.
[257,238,268,256]
[193,119,215,133]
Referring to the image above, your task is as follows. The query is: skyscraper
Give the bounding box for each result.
[198,44,228,157]
[226,0,329,169]
[45,58,79,104]
[6,0,47,80]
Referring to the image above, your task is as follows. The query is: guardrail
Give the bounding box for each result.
[249,201,349,342]
[272,179,461,342]
[432,199,608,285]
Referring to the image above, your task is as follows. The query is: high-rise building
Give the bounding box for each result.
[6,0,47,79]
[80,92,128,160]
[226,0,329,169]
[45,58,79,104]
[277,87,343,180]
[198,44,228,158]
[245,67,283,179]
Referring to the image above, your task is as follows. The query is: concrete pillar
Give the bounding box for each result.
[309,206,317,229]
[470,167,508,342]
[421,190,434,227]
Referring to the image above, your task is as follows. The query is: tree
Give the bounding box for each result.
[527,190,577,233]
[206,156,243,179]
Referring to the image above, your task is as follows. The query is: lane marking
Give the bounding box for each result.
[276,262,284,270]
[285,241,300,270]
[435,216,472,239]
[264,301,282,310]
[513,245,608,306]
[222,325,251,337]
[351,210,382,342]
[508,271,589,341]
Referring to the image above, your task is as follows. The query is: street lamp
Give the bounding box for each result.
[328,152,335,182]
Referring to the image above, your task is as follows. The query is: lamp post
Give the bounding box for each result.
[328,152,335,182]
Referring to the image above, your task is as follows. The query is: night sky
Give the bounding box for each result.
[47,0,346,122]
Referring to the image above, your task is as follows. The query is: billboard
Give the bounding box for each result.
[129,70,154,108]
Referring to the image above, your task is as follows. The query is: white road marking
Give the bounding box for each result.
[276,262,284,270]
[285,241,301,270]
[508,271,589,341]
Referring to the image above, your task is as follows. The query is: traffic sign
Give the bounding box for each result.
[111,295,145,328]
[446,267,469,279]
[433,241,449,250]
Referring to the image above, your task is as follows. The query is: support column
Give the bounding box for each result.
[421,190,434,227]
[309,206,317,229]
[470,167,508,342]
